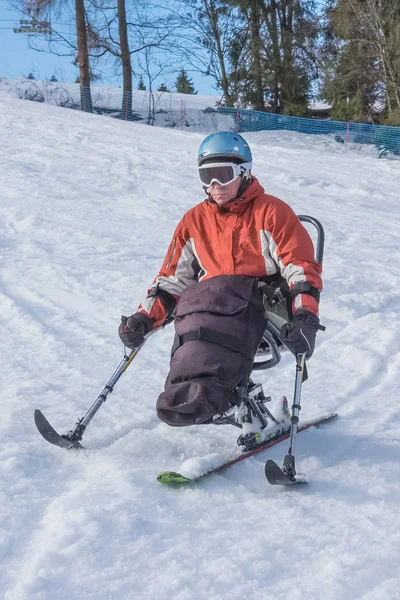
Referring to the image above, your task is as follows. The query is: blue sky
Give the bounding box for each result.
[0,3,216,95]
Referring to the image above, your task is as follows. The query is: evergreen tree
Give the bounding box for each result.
[321,0,400,124]
[175,69,197,94]
[321,0,379,122]
[137,76,146,91]
[224,0,318,115]
[158,83,169,92]
[26,72,35,80]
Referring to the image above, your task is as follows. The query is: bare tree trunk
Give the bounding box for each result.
[270,0,282,112]
[261,0,295,113]
[203,0,234,106]
[249,0,265,111]
[75,0,92,112]
[279,0,295,113]
[117,0,133,119]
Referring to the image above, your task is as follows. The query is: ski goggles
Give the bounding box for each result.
[198,161,252,187]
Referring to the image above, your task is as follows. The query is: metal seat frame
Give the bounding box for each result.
[252,215,325,371]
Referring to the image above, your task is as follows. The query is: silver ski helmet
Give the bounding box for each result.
[198,131,252,167]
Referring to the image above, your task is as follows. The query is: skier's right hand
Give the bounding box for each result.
[118,313,154,349]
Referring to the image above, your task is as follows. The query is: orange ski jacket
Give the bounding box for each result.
[139,177,322,327]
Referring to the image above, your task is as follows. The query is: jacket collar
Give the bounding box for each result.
[206,177,265,214]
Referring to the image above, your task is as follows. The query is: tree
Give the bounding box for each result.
[14,0,93,112]
[174,0,243,106]
[355,0,400,123]
[248,0,264,111]
[321,0,380,122]
[196,0,238,104]
[78,0,133,117]
[158,83,169,91]
[230,0,318,114]
[175,68,197,93]
[175,0,318,113]
[137,76,146,90]
[138,43,176,124]
[117,0,133,118]
[75,0,93,111]
[81,0,178,118]
[321,0,400,123]
[26,72,36,79]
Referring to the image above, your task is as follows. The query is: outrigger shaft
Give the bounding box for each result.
[34,331,154,449]
[265,352,308,485]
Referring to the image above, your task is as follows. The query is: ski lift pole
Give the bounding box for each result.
[282,352,307,479]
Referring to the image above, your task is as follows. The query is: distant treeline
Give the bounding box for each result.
[14,0,400,125]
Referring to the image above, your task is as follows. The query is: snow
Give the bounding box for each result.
[0,77,223,110]
[0,77,227,132]
[1,92,400,600]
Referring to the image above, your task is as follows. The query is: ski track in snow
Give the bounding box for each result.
[1,93,400,599]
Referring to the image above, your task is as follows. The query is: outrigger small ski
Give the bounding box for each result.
[34,409,84,449]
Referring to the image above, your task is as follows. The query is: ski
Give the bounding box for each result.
[34,409,83,450]
[157,412,338,485]
[264,459,307,485]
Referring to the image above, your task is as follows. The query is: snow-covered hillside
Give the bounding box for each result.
[1,93,400,600]
[0,77,228,132]
[0,76,222,111]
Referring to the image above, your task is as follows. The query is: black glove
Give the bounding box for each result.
[118,313,154,349]
[281,308,320,358]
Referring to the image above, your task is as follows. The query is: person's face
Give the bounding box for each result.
[209,177,241,206]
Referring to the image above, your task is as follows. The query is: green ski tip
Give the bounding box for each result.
[157,471,191,485]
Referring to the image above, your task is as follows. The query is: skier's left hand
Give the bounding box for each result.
[281,309,320,358]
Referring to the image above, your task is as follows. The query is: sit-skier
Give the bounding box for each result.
[119,131,322,451]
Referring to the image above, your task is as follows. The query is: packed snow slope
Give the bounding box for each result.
[1,94,400,600]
